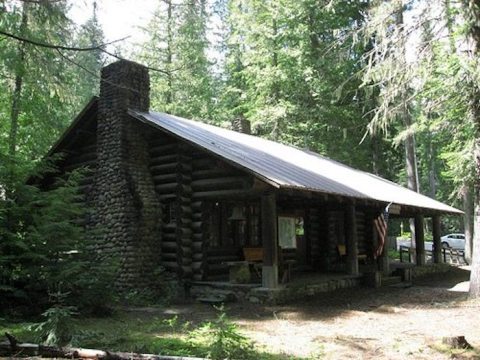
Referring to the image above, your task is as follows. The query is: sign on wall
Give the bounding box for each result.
[278,216,296,248]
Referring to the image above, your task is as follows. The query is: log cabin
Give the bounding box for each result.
[45,60,462,297]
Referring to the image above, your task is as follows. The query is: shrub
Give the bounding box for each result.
[188,307,256,360]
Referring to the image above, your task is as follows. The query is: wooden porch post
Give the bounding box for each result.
[345,204,359,275]
[262,192,278,288]
[414,214,425,266]
[432,215,442,264]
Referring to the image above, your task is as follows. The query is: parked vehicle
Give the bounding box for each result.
[440,233,465,250]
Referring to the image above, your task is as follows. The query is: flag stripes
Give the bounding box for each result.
[374,208,389,257]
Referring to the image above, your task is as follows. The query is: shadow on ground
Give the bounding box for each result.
[221,266,472,323]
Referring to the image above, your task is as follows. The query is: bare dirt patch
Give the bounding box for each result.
[220,267,480,359]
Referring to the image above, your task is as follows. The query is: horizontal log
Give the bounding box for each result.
[152,173,177,184]
[162,241,177,250]
[192,273,203,281]
[192,234,202,241]
[177,196,192,204]
[192,168,240,180]
[207,247,240,256]
[0,334,205,360]
[161,253,177,261]
[162,233,176,242]
[149,143,178,156]
[191,177,249,191]
[161,261,179,270]
[182,265,193,274]
[191,201,202,210]
[178,204,193,211]
[191,157,215,170]
[159,194,176,201]
[157,185,191,195]
[150,163,178,174]
[192,262,204,270]
[192,241,203,251]
[163,223,176,231]
[176,228,192,237]
[192,253,203,261]
[193,189,261,200]
[191,221,202,230]
[150,154,178,166]
[155,182,177,193]
[207,255,241,263]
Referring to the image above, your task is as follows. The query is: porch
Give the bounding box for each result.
[200,189,450,289]
[191,271,365,305]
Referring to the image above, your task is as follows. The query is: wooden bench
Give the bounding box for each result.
[337,244,368,263]
[243,247,295,284]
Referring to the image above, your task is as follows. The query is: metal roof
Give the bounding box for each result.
[130,110,462,215]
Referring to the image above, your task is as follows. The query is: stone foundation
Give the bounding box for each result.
[191,275,362,305]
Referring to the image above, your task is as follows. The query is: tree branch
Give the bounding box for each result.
[0,29,129,52]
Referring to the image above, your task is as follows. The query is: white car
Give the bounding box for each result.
[441,233,465,250]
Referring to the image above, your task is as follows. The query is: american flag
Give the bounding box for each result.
[374,205,390,257]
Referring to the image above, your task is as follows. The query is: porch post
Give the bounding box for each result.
[261,192,278,288]
[414,214,425,266]
[345,204,359,275]
[432,215,442,263]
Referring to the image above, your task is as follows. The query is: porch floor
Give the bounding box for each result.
[191,270,366,304]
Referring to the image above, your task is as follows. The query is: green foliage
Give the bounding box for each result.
[189,307,256,360]
[139,0,215,120]
[32,295,77,347]
[0,154,117,316]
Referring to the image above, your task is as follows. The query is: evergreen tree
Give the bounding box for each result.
[139,0,214,120]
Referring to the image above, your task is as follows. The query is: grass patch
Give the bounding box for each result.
[0,309,301,360]
[430,341,480,359]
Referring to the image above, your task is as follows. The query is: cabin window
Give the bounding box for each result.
[206,202,260,248]
[278,216,297,248]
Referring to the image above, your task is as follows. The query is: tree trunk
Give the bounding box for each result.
[395,0,421,244]
[463,184,474,263]
[466,0,480,298]
[165,0,173,106]
[470,191,480,297]
[372,134,381,175]
[8,3,28,157]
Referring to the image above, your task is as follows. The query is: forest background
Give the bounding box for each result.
[2,0,480,317]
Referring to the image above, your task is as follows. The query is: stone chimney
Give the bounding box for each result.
[93,60,161,291]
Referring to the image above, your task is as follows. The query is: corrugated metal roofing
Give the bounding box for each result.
[130,110,462,215]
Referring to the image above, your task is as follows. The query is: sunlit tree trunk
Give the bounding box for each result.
[463,184,474,263]
[467,0,480,298]
[395,0,421,244]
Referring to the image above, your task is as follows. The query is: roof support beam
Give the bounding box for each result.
[262,192,279,288]
[345,204,359,276]
[432,215,443,264]
[415,214,425,266]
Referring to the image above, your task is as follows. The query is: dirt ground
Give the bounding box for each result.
[235,266,480,359]
[158,266,479,359]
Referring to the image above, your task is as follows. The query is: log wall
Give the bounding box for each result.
[148,133,254,281]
